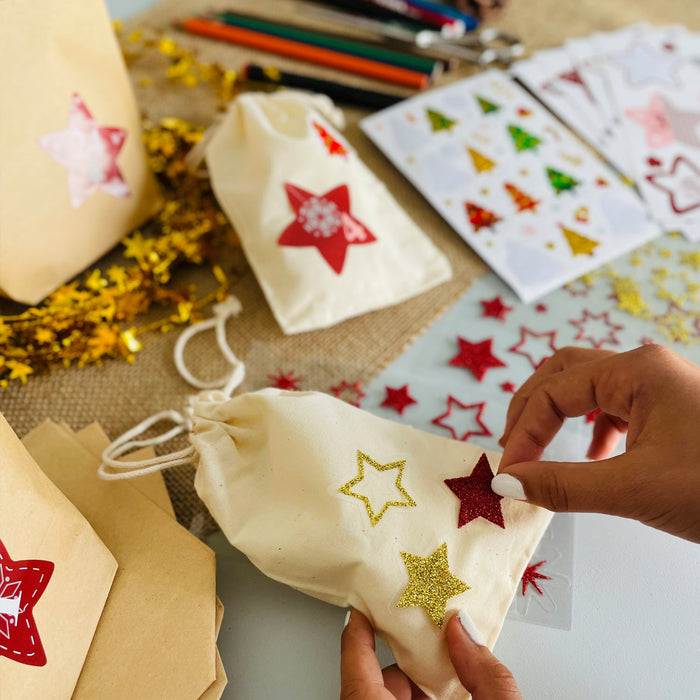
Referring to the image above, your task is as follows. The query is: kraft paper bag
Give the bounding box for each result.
[0,415,117,700]
[205,90,452,334]
[23,421,218,700]
[0,0,161,304]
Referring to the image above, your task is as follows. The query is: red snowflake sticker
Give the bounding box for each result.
[444,453,504,528]
[380,385,418,415]
[570,310,623,348]
[449,337,506,381]
[480,296,513,322]
[521,560,551,596]
[0,539,54,667]
[509,327,558,370]
[278,183,376,274]
[267,369,304,391]
[432,396,492,442]
[330,380,365,407]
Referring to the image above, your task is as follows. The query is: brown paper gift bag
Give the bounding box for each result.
[0,0,161,305]
[0,415,117,700]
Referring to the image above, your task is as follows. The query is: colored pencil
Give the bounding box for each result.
[212,11,443,75]
[350,0,464,36]
[243,63,404,109]
[178,17,431,90]
[401,0,478,31]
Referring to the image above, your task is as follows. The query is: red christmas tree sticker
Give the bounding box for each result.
[278,183,376,274]
[0,538,54,667]
[504,183,540,212]
[465,202,502,232]
[312,121,348,157]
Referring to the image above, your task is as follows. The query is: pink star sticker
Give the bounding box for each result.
[330,379,365,407]
[432,396,492,442]
[449,337,506,381]
[570,310,624,348]
[625,94,673,148]
[645,156,700,215]
[480,295,514,322]
[37,93,130,208]
[0,539,54,667]
[444,453,504,528]
[509,327,558,369]
[278,183,376,273]
[267,369,304,391]
[521,560,551,596]
[381,384,418,415]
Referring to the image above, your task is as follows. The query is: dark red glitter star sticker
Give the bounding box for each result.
[432,396,492,442]
[444,453,504,528]
[449,337,506,381]
[500,381,517,393]
[330,379,365,407]
[267,369,304,391]
[509,327,558,370]
[480,295,514,322]
[521,560,551,596]
[381,384,418,415]
[535,303,548,313]
[0,538,54,667]
[278,183,376,274]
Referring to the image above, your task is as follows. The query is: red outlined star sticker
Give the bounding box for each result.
[449,337,506,381]
[0,539,54,667]
[444,453,504,528]
[645,156,700,215]
[480,295,513,322]
[278,183,376,274]
[37,93,130,208]
[267,369,304,391]
[330,379,365,407]
[432,396,492,442]
[535,303,548,313]
[381,384,418,415]
[500,381,517,393]
[565,279,592,297]
[521,560,551,596]
[570,310,624,349]
[509,327,558,369]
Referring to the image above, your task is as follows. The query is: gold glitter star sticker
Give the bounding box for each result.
[339,451,416,526]
[397,543,469,627]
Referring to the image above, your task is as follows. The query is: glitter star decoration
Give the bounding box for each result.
[380,384,418,415]
[480,296,513,322]
[500,381,517,393]
[330,379,365,407]
[267,369,304,391]
[509,327,558,369]
[278,183,376,274]
[37,93,131,208]
[570,310,624,348]
[613,41,681,87]
[432,396,492,442]
[0,539,54,667]
[449,337,506,381]
[339,450,416,526]
[521,560,551,596]
[444,453,504,529]
[396,543,469,627]
[645,156,700,215]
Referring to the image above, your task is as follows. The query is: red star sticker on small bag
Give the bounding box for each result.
[432,396,492,442]
[0,539,54,667]
[278,183,376,274]
[380,385,418,415]
[267,369,304,391]
[449,337,506,381]
[480,295,513,322]
[509,327,558,369]
[444,453,504,528]
[521,560,551,596]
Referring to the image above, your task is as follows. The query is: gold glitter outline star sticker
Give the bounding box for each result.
[397,542,469,627]
[339,450,416,526]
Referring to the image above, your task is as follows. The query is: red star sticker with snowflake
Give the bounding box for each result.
[0,539,54,667]
[480,296,513,322]
[445,453,504,528]
[509,327,558,369]
[432,396,492,442]
[381,384,418,415]
[570,310,624,349]
[521,560,551,596]
[37,93,130,208]
[267,369,304,391]
[500,381,517,393]
[330,379,365,407]
[278,183,376,274]
[449,337,506,381]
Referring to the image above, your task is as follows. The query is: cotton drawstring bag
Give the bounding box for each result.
[99,298,552,700]
[201,90,452,334]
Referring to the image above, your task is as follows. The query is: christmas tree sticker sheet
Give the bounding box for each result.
[361,70,660,303]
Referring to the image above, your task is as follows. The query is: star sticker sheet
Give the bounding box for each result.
[512,24,700,239]
[360,70,659,303]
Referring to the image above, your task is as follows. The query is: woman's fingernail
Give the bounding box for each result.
[457,609,485,646]
[343,610,352,629]
[491,474,526,500]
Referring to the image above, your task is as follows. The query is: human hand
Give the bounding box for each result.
[494,345,700,543]
[340,609,522,699]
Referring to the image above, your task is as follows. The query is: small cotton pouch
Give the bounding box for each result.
[98,299,551,700]
[203,91,452,333]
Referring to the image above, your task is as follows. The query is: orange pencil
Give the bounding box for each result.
[178,16,430,90]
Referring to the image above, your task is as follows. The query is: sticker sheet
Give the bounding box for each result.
[361,70,658,303]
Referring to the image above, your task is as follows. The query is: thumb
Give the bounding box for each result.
[446,611,522,699]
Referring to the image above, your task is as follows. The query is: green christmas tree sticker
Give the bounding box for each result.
[508,125,541,152]
[426,108,457,132]
[475,95,500,114]
[547,167,580,194]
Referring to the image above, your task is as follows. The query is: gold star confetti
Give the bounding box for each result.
[680,252,700,270]
[396,543,469,627]
[339,451,416,526]
[612,277,650,317]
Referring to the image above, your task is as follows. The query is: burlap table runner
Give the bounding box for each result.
[2,0,698,534]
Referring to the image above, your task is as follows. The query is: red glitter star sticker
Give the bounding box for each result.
[535,303,548,313]
[449,337,506,381]
[0,539,54,667]
[509,327,558,369]
[381,384,418,415]
[570,310,624,348]
[330,379,365,407]
[480,295,513,322]
[645,155,700,215]
[278,183,376,274]
[521,560,551,596]
[500,381,517,393]
[444,453,504,529]
[432,396,492,442]
[267,369,304,391]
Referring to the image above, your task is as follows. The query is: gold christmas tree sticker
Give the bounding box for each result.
[560,224,599,256]
[467,147,495,173]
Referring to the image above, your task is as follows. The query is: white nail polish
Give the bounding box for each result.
[491,474,527,500]
[457,609,485,646]
[343,610,352,629]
